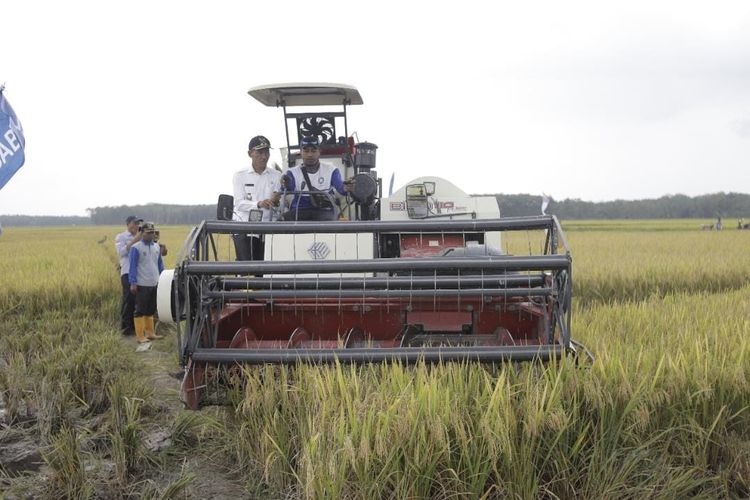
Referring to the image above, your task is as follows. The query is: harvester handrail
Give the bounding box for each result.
[202,215,563,235]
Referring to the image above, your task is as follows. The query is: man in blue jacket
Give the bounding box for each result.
[128,222,165,344]
[281,135,352,220]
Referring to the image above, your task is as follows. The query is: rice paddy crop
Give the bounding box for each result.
[1,221,749,498]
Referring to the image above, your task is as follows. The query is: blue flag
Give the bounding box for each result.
[0,87,26,191]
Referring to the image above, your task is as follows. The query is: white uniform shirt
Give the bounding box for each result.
[115,229,136,276]
[232,166,283,222]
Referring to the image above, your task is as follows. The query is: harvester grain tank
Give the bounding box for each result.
[157,83,579,409]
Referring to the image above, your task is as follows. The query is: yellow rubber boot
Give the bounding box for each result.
[134,316,149,343]
[145,316,163,340]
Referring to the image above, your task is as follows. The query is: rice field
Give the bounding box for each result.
[1,221,749,498]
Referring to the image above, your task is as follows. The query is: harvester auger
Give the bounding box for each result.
[156,83,581,409]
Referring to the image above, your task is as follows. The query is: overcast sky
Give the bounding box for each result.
[2,1,749,216]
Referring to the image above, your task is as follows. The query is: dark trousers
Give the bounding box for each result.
[232,234,265,261]
[134,286,157,317]
[120,274,135,334]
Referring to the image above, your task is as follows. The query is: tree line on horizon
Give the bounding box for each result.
[495,192,750,220]
[1,193,749,226]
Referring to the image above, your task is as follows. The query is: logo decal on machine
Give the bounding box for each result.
[308,241,331,260]
[390,201,461,211]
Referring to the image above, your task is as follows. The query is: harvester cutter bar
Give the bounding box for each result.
[191,345,564,364]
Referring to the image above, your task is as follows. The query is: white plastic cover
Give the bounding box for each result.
[156,269,175,325]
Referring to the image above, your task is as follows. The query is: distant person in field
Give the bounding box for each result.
[115,215,143,336]
[232,135,282,260]
[128,221,165,345]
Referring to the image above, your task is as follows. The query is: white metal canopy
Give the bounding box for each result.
[247,83,363,107]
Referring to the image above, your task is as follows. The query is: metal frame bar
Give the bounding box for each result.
[202,216,566,237]
[186,255,570,275]
[284,111,347,119]
[206,287,553,300]
[218,275,547,290]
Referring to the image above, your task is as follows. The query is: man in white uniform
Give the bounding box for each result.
[115,215,143,335]
[232,135,282,260]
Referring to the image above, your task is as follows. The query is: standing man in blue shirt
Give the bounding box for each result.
[129,222,165,344]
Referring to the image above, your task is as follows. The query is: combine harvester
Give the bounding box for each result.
[158,83,582,409]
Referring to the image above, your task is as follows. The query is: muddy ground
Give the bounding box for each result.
[0,330,251,499]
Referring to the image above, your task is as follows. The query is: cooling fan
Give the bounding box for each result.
[297,115,335,145]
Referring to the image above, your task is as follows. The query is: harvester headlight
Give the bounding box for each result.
[351,173,378,205]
